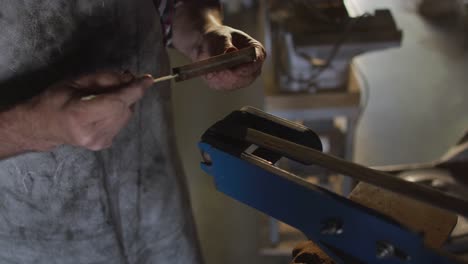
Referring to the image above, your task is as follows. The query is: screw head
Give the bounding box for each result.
[320,219,344,235]
[376,241,395,259]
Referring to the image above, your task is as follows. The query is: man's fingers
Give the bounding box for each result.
[120,71,135,83]
[204,71,255,91]
[253,43,267,61]
[72,71,125,88]
[232,60,262,77]
[97,110,132,149]
[231,31,267,62]
[76,74,153,122]
[204,60,261,89]
[224,46,238,53]
[78,107,132,151]
[115,75,153,106]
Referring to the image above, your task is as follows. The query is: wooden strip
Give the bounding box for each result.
[245,128,468,217]
[265,93,360,111]
[350,183,457,249]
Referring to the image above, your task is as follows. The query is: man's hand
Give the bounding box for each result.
[0,71,153,158]
[192,25,266,91]
[172,2,266,91]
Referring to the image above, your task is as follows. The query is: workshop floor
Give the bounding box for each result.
[170,1,468,263]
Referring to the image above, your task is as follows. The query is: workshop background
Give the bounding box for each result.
[170,0,468,263]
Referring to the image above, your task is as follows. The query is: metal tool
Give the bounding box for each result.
[81,47,257,101]
[153,46,257,84]
[198,106,465,264]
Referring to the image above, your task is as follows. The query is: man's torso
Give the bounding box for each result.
[0,1,200,263]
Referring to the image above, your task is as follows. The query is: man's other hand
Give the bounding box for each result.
[24,71,153,151]
[192,25,266,91]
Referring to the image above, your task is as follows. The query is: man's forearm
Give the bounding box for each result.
[0,100,59,159]
[172,1,223,59]
[0,105,34,159]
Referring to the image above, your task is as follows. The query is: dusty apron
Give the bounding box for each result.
[0,0,202,263]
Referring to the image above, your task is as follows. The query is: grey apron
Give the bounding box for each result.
[0,0,202,263]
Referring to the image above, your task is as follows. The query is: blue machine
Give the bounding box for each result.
[198,107,463,264]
